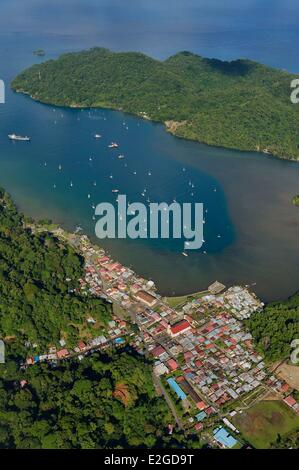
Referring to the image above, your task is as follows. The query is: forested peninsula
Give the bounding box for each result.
[11,47,299,160]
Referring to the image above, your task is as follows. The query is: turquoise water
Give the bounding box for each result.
[0,1,299,301]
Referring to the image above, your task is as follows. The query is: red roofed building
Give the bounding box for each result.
[284,395,297,407]
[78,341,86,351]
[57,349,69,359]
[280,383,290,394]
[150,345,166,358]
[167,359,178,371]
[196,401,207,411]
[195,360,203,368]
[205,406,215,416]
[169,320,191,337]
[184,351,193,362]
[195,423,203,432]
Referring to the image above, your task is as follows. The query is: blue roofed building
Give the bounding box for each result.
[167,378,187,400]
[213,427,238,448]
[195,411,207,422]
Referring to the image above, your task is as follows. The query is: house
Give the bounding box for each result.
[169,320,191,338]
[284,395,297,407]
[150,345,166,358]
[280,383,290,394]
[197,401,207,411]
[167,358,178,371]
[195,422,204,432]
[78,341,86,351]
[57,349,69,359]
[195,411,207,422]
[154,362,169,376]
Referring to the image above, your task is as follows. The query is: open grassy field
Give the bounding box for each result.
[233,400,299,448]
[164,291,208,309]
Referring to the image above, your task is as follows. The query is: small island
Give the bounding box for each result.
[292,195,299,206]
[11,47,299,160]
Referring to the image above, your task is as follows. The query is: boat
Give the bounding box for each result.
[108,142,119,149]
[112,189,119,193]
[94,134,102,139]
[8,134,30,142]
[118,154,125,159]
[182,252,188,257]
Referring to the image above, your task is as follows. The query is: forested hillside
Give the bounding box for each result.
[248,292,299,362]
[0,349,197,449]
[12,47,299,160]
[0,188,111,351]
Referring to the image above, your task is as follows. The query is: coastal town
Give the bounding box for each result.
[23,227,299,449]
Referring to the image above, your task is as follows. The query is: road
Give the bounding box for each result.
[152,374,184,431]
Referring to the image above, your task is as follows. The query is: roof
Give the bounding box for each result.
[150,345,166,357]
[195,423,203,431]
[213,427,238,449]
[57,349,69,358]
[167,378,186,400]
[197,401,207,411]
[171,320,191,336]
[196,411,207,422]
[280,383,290,393]
[135,290,157,305]
[284,395,297,407]
[167,358,178,371]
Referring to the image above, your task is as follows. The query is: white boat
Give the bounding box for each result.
[182,252,188,257]
[108,142,119,148]
[118,154,125,159]
[8,134,30,142]
[94,134,102,139]
[112,189,119,193]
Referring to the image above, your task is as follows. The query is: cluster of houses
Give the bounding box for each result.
[149,309,267,420]
[197,286,264,320]
[77,235,160,312]
[24,317,129,367]
[267,376,299,414]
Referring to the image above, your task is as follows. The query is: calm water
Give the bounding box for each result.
[0,1,299,301]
